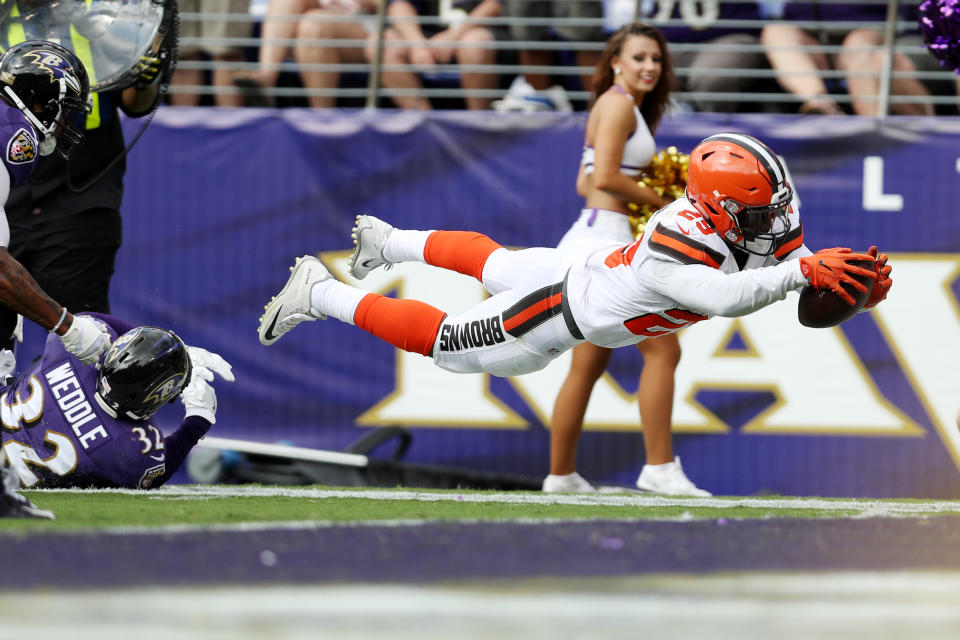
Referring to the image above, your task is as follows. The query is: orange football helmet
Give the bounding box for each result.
[685,133,793,255]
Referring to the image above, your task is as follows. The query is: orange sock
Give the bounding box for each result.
[353,293,446,357]
[423,231,502,281]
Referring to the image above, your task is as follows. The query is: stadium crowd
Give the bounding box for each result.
[166,0,959,115]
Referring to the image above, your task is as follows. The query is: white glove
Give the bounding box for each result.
[181,366,218,423]
[186,346,235,382]
[59,315,111,365]
[181,350,234,423]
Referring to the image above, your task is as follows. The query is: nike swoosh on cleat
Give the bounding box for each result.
[263,308,283,342]
[360,258,376,268]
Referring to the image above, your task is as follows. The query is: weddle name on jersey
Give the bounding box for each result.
[1,356,168,489]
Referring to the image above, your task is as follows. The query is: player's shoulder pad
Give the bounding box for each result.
[646,202,729,269]
[772,200,804,261]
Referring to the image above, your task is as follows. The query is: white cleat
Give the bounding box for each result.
[258,255,329,346]
[636,456,712,497]
[348,214,395,280]
[542,471,596,493]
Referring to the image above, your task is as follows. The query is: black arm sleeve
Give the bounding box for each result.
[158,416,211,486]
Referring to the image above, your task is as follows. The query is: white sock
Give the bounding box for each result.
[645,458,678,473]
[310,279,367,325]
[383,229,433,264]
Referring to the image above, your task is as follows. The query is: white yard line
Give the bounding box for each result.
[35,484,960,516]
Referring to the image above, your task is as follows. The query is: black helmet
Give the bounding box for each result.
[96,327,192,421]
[0,40,91,159]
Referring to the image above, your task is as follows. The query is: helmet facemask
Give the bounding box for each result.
[714,183,793,255]
[49,90,90,159]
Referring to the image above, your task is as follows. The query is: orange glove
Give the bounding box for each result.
[798,247,877,306]
[863,245,892,309]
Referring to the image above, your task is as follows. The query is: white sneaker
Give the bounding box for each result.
[542,471,596,493]
[636,456,711,497]
[493,76,573,113]
[258,255,328,346]
[348,214,395,280]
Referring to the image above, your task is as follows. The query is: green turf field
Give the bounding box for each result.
[4,485,960,532]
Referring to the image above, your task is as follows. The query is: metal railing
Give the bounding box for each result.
[165,0,960,116]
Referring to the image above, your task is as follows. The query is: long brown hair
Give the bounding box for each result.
[591,22,673,134]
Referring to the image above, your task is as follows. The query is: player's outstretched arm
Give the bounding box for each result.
[157,349,235,486]
[0,248,67,332]
[650,259,808,318]
[0,250,110,364]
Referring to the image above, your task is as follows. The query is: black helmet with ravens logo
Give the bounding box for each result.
[0,40,91,159]
[95,327,192,421]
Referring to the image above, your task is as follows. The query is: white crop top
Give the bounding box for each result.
[581,86,656,178]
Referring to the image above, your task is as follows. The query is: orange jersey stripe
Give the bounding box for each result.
[649,227,723,269]
[774,223,804,260]
[502,292,562,333]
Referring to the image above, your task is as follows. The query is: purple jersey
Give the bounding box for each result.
[0,100,39,187]
[0,313,208,489]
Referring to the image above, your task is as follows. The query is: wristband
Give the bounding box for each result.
[50,307,68,334]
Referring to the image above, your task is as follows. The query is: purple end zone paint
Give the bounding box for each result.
[2,519,960,590]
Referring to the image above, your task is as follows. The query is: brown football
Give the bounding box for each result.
[797,259,875,328]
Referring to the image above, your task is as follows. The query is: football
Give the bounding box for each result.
[797,259,875,328]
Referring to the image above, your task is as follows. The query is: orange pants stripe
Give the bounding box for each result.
[423,231,502,281]
[353,293,446,357]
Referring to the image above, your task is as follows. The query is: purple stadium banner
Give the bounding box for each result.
[30,108,954,498]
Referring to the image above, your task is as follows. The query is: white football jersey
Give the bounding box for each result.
[564,196,812,348]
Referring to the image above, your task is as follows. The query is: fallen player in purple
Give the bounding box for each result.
[0,313,234,490]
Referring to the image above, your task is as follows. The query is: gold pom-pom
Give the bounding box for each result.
[628,146,689,238]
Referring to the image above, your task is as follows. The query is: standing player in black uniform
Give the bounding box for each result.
[0,10,174,349]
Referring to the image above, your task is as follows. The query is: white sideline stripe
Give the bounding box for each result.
[57,516,710,537]
[34,485,960,516]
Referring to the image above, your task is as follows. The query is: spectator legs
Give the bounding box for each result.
[169,55,205,106]
[211,54,246,107]
[575,49,599,95]
[457,27,498,110]
[256,0,320,88]
[519,50,552,91]
[295,8,369,109]
[171,54,246,107]
[377,29,432,110]
[519,49,598,95]
[837,29,933,117]
[761,24,843,115]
